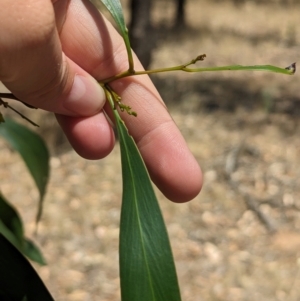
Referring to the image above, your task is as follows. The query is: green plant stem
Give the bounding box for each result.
[101,58,295,84]
[124,30,135,73]
[103,85,115,109]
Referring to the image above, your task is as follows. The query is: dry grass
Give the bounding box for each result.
[1,1,300,300]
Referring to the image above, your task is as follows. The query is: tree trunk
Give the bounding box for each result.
[175,0,186,28]
[129,0,153,69]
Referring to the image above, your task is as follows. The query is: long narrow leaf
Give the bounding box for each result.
[0,118,50,223]
[0,234,54,301]
[114,111,181,301]
[100,0,134,71]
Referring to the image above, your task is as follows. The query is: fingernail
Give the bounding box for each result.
[63,75,106,116]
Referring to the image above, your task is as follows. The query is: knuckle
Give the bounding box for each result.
[1,0,56,48]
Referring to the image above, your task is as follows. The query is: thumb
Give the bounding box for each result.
[0,0,105,116]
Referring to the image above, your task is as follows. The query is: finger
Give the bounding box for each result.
[56,108,115,160]
[0,0,105,117]
[59,0,203,202]
[110,76,203,202]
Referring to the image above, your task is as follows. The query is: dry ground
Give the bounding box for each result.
[1,1,300,300]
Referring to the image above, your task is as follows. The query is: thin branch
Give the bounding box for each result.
[0,93,19,100]
[0,99,39,127]
[0,93,37,109]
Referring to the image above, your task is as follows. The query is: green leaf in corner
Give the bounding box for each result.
[114,110,182,301]
[0,193,46,265]
[0,234,54,301]
[0,118,50,223]
[0,192,23,247]
[100,0,134,71]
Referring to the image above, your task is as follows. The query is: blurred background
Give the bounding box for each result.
[1,0,300,300]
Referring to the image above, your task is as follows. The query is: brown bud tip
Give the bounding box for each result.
[285,62,296,74]
[197,54,206,61]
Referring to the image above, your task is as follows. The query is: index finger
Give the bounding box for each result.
[58,0,202,202]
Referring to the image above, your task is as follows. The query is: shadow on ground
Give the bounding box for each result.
[152,74,300,116]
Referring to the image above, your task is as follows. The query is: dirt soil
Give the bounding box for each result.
[1,1,300,301]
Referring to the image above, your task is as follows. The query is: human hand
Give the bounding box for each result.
[0,0,202,202]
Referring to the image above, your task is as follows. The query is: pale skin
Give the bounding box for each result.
[0,0,202,202]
